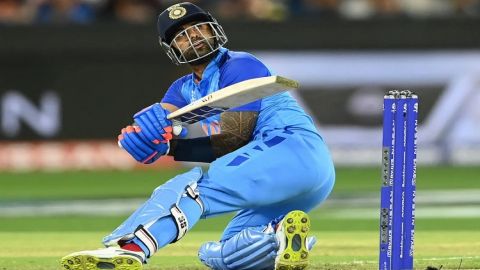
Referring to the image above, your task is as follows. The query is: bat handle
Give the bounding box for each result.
[172,120,187,137]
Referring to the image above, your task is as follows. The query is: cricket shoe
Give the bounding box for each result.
[60,247,145,270]
[275,210,311,270]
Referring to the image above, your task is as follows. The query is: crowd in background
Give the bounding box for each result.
[1,0,479,24]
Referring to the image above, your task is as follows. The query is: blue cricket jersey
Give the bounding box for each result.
[161,47,319,138]
[104,50,335,251]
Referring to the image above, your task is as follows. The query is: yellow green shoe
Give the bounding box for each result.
[60,247,144,270]
[275,210,311,270]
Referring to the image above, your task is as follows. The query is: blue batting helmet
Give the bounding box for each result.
[156,2,228,65]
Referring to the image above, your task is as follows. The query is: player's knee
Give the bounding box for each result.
[153,169,205,242]
[198,228,278,270]
[198,242,228,270]
[103,167,205,251]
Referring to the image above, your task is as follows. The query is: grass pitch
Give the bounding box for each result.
[1,166,480,269]
[1,230,479,270]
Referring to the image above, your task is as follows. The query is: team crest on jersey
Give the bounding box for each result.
[168,5,187,19]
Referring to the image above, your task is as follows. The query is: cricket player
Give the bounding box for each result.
[61,2,335,270]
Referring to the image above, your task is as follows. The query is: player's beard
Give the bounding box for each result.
[182,37,217,63]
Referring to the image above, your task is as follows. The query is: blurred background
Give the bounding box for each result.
[1,0,480,168]
[1,0,480,268]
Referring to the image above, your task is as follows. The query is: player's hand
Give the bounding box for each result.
[133,103,173,144]
[118,125,169,164]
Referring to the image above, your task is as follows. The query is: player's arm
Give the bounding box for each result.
[166,57,271,162]
[168,111,258,162]
[210,111,258,156]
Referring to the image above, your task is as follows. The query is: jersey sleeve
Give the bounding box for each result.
[219,55,271,111]
[161,77,189,108]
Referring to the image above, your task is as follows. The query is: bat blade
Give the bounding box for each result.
[167,76,299,124]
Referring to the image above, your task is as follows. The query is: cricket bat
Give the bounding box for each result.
[167,75,299,125]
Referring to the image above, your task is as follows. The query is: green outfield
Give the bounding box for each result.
[1,166,480,269]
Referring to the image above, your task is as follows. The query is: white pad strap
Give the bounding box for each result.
[134,226,158,256]
[185,182,204,213]
[169,183,203,243]
[170,205,188,242]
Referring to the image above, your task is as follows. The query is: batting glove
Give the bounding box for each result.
[118,125,169,164]
[133,103,173,144]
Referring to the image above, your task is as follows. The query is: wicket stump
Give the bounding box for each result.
[379,90,418,270]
